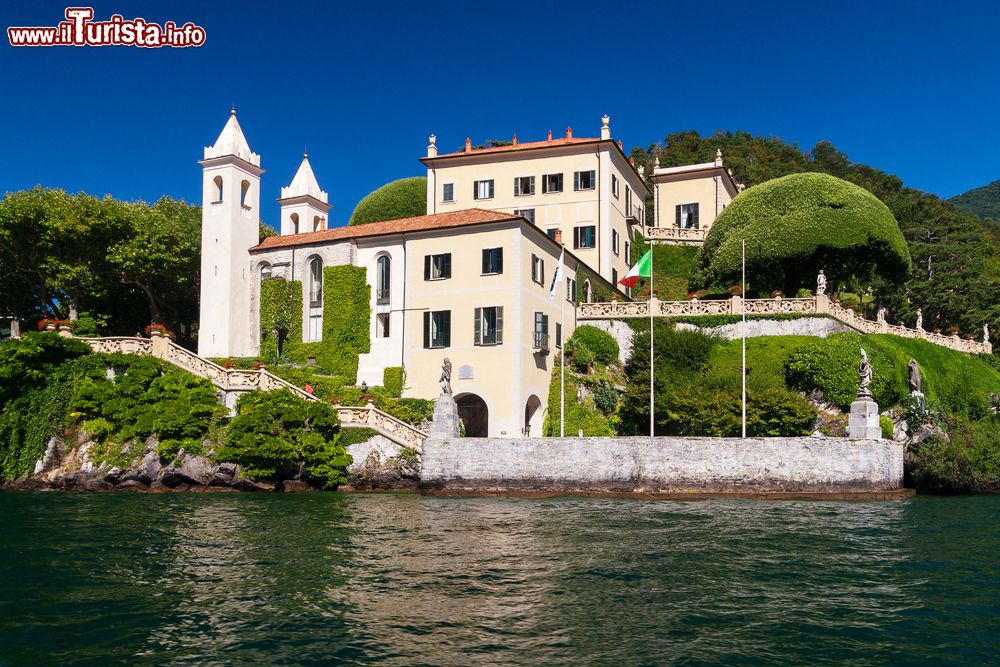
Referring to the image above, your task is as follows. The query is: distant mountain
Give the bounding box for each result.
[950,179,1000,221]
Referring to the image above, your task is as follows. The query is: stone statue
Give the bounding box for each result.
[858,348,873,399]
[816,270,827,296]
[439,357,453,396]
[907,359,922,394]
[877,307,887,323]
[984,323,990,343]
[990,393,999,415]
[916,309,923,330]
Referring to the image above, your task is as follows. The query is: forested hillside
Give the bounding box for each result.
[949,178,1000,221]
[629,131,1000,344]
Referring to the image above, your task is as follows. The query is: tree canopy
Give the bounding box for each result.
[950,178,1000,222]
[691,173,911,295]
[349,177,426,226]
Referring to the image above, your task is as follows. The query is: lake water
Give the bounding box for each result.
[0,492,997,665]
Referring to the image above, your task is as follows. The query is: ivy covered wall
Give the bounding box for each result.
[259,265,371,382]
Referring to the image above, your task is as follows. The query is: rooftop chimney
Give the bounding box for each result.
[554,229,563,245]
[464,137,472,153]
[513,133,518,146]
[547,129,552,142]
[601,114,611,140]
[566,126,573,139]
[618,139,623,150]
[427,134,437,158]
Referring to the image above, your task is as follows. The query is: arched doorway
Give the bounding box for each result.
[524,395,541,436]
[455,393,489,437]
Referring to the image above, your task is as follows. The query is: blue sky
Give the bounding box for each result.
[2,0,998,228]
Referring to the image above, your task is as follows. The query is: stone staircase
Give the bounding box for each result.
[76,334,427,452]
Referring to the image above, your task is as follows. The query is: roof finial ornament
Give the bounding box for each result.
[547,129,552,142]
[427,134,438,158]
[230,102,236,116]
[715,147,723,166]
[600,114,611,140]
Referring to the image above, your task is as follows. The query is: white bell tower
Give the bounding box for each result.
[197,108,264,358]
[278,152,331,235]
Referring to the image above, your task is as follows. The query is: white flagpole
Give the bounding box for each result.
[741,239,747,439]
[560,288,565,437]
[649,241,655,437]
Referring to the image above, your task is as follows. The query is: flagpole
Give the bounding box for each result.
[741,239,747,439]
[560,287,565,437]
[649,240,655,438]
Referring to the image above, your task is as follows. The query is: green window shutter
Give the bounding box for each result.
[496,306,504,344]
[693,204,699,229]
[540,258,545,285]
[529,176,535,195]
[443,253,452,278]
[424,255,431,280]
[474,307,481,345]
[542,314,549,334]
[574,172,580,191]
[423,311,430,348]
[481,249,489,274]
[497,248,503,274]
[443,311,451,347]
[675,205,681,227]
[514,178,520,196]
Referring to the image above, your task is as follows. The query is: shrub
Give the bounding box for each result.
[568,326,619,364]
[383,366,405,398]
[785,333,907,409]
[349,177,427,226]
[593,383,618,415]
[880,415,894,440]
[219,390,350,488]
[0,333,90,407]
[543,361,615,436]
[570,342,594,372]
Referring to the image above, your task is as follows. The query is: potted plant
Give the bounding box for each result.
[946,326,960,335]
[144,323,174,339]
[931,328,941,334]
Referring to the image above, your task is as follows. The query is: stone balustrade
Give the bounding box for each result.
[577,295,992,355]
[640,225,707,245]
[76,334,427,451]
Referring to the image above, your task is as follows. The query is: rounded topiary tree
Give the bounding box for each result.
[349,177,427,226]
[691,173,911,295]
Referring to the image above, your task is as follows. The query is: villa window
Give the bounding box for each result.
[583,279,593,303]
[547,228,558,240]
[533,312,549,350]
[625,186,632,215]
[574,225,596,250]
[240,180,250,208]
[612,229,620,255]
[376,255,391,304]
[531,254,545,285]
[556,322,563,348]
[474,306,503,345]
[574,170,595,191]
[514,176,535,196]
[313,216,323,232]
[542,173,563,194]
[612,268,618,285]
[423,310,451,348]
[423,253,452,280]
[566,277,577,303]
[625,240,632,266]
[308,257,323,306]
[291,213,300,234]
[259,263,272,280]
[213,175,224,202]
[514,208,535,224]
[482,247,503,275]
[443,182,454,202]
[376,313,390,338]
[677,203,699,229]
[612,174,620,199]
[474,179,494,200]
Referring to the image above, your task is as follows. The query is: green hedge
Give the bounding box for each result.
[543,361,616,436]
[349,177,427,226]
[692,172,912,293]
[383,367,404,398]
[567,325,619,364]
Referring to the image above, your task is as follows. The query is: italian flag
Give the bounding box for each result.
[618,249,652,288]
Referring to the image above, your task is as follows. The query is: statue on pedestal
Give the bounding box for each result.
[857,348,873,399]
[916,309,923,330]
[907,359,922,394]
[984,323,990,343]
[816,269,827,296]
[439,358,453,396]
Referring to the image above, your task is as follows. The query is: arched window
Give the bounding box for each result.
[213,175,223,202]
[308,257,323,305]
[259,262,272,280]
[291,213,300,234]
[376,255,391,304]
[584,279,593,303]
[313,215,322,232]
[240,180,250,207]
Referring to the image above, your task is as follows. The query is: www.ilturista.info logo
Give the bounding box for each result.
[8,7,206,48]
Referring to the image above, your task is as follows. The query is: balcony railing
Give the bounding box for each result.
[641,225,707,245]
[376,288,390,305]
[533,331,549,352]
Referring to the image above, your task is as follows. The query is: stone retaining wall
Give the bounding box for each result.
[421,436,903,494]
[675,317,852,340]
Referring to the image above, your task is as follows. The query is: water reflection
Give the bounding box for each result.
[0,494,997,665]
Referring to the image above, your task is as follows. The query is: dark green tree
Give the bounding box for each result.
[349,177,427,225]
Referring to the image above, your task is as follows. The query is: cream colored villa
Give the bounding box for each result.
[422,116,650,288]
[198,111,619,437]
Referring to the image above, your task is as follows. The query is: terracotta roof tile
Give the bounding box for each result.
[433,137,601,158]
[253,208,520,251]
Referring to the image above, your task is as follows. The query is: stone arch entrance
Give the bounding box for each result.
[455,393,489,437]
[524,395,541,436]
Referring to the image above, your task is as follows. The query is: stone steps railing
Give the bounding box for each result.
[75,335,427,452]
[577,295,992,355]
